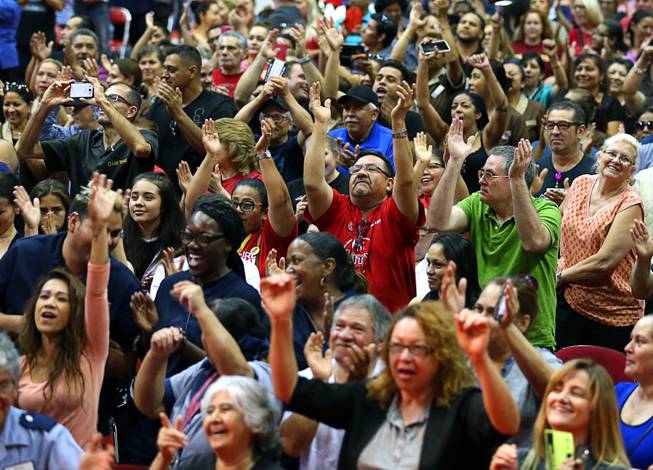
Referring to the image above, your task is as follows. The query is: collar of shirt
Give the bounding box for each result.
[386,395,431,430]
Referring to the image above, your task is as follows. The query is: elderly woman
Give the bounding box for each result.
[263,273,520,469]
[556,134,644,351]
[152,376,283,470]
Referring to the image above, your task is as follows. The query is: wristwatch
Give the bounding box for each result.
[257,150,272,161]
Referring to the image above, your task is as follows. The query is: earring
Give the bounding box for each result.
[320,276,325,287]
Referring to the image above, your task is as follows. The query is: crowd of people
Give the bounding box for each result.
[2,0,653,468]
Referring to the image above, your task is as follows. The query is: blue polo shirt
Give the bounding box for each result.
[0,232,141,349]
[329,121,395,170]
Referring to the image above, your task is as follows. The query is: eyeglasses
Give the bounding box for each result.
[232,199,261,213]
[637,120,653,130]
[543,121,581,131]
[478,169,510,181]
[426,162,445,170]
[259,113,289,123]
[388,342,434,358]
[109,228,123,239]
[350,164,392,177]
[180,230,225,247]
[106,94,132,106]
[602,149,635,166]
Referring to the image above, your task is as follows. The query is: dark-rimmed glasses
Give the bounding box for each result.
[350,164,392,177]
[232,199,262,213]
[180,230,225,248]
[106,94,132,106]
[388,342,434,358]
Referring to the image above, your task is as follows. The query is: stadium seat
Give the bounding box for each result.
[555,345,632,384]
[110,7,132,58]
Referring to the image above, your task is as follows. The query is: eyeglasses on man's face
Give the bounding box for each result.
[543,121,581,131]
[478,169,510,182]
[350,163,392,177]
[106,94,132,106]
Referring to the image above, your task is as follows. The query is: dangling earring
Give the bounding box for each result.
[320,276,325,287]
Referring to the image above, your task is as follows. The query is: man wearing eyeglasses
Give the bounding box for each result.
[531,101,595,205]
[16,76,158,195]
[428,118,561,351]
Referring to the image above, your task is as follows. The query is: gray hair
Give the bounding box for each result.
[602,133,640,164]
[0,333,20,384]
[221,31,248,52]
[333,294,392,343]
[367,103,378,112]
[491,145,536,187]
[200,376,281,460]
[70,28,99,48]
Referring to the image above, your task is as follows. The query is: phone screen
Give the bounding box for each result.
[69,82,93,99]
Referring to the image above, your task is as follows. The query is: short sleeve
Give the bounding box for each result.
[535,198,562,248]
[456,194,476,224]
[142,129,159,160]
[43,424,84,468]
[41,132,84,172]
[304,187,350,227]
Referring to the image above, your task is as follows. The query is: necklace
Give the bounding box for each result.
[554,171,562,188]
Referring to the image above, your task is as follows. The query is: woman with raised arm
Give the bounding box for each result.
[16,173,113,447]
[264,273,520,469]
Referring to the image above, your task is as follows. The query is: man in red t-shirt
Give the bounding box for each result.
[212,31,246,97]
[304,83,424,314]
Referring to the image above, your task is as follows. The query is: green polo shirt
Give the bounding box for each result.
[457,193,561,348]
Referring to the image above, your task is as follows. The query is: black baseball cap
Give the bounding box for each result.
[260,96,289,112]
[337,85,379,108]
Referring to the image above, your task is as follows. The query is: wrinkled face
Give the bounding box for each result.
[606,62,628,95]
[287,64,309,101]
[636,111,653,140]
[285,239,325,302]
[139,53,163,83]
[183,211,231,281]
[624,316,653,380]
[129,180,162,227]
[544,109,584,153]
[71,34,98,62]
[203,390,252,456]
[0,197,15,236]
[349,154,393,201]
[39,194,66,232]
[504,63,524,93]
[343,100,378,139]
[456,13,483,42]
[425,243,448,292]
[162,54,195,89]
[2,92,29,128]
[330,306,376,362]
[389,318,439,395]
[247,26,268,58]
[219,36,244,72]
[468,68,487,97]
[260,104,292,141]
[450,94,480,130]
[362,20,382,48]
[99,84,135,125]
[0,368,17,423]
[231,185,265,235]
[545,370,592,437]
[34,278,71,336]
[478,155,511,205]
[201,59,214,88]
[596,140,637,184]
[634,16,653,41]
[373,66,402,103]
[574,58,602,91]
[524,12,544,40]
[531,0,550,15]
[523,58,544,88]
[419,156,444,195]
[109,64,129,85]
[35,62,60,97]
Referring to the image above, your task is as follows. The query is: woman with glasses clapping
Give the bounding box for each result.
[556,133,644,352]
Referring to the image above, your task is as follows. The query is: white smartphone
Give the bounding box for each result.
[69,82,94,99]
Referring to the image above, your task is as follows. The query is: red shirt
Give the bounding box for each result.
[512,41,553,77]
[221,171,263,195]
[238,218,298,278]
[306,188,425,314]
[569,28,593,56]
[212,69,244,98]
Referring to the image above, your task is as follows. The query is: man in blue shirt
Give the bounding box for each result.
[328,85,395,170]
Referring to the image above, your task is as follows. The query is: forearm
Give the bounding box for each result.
[562,253,625,283]
[301,61,324,94]
[131,28,155,60]
[389,25,416,62]
[0,313,23,333]
[323,50,341,100]
[630,255,653,299]
[16,103,49,159]
[416,63,448,144]
[472,353,520,435]
[488,27,501,60]
[503,326,554,398]
[286,93,313,135]
[427,160,464,230]
[184,154,215,217]
[511,181,550,253]
[101,103,152,157]
[280,414,319,457]
[196,307,251,376]
[483,68,508,110]
[304,122,328,190]
[550,58,568,94]
[260,158,296,237]
[134,351,168,417]
[90,221,109,266]
[179,337,206,363]
[392,115,418,211]
[150,453,172,470]
[44,0,64,10]
[26,57,38,94]
[269,318,298,403]
[624,62,646,96]
[170,108,205,156]
[413,160,428,188]
[234,55,266,104]
[234,94,266,123]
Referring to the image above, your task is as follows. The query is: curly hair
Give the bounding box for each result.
[367,302,475,408]
[19,268,87,403]
[213,118,260,176]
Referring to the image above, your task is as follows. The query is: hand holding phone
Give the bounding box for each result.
[69,82,94,99]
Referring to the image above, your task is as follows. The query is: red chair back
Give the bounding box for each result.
[555,345,632,384]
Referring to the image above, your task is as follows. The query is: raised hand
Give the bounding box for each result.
[342,343,377,382]
[336,139,360,169]
[81,58,99,78]
[466,52,490,70]
[87,173,117,227]
[260,29,279,60]
[171,280,209,316]
[454,308,490,362]
[100,53,113,73]
[308,82,331,123]
[41,80,75,108]
[269,75,290,97]
[81,75,105,106]
[440,261,467,313]
[289,23,307,57]
[446,117,476,163]
[542,178,569,206]
[256,118,273,154]
[208,164,229,197]
[30,31,53,61]
[542,39,557,59]
[79,433,115,470]
[265,248,286,276]
[489,443,518,470]
[162,246,185,276]
[304,332,332,380]
[295,195,308,223]
[391,81,414,119]
[318,16,344,52]
[155,77,183,113]
[202,118,221,157]
[130,291,159,333]
[157,413,188,462]
[414,132,433,164]
[529,163,548,195]
[176,160,192,195]
[260,273,296,322]
[13,186,41,234]
[496,280,518,330]
[508,138,532,181]
[150,327,184,358]
[631,219,653,259]
[41,212,57,234]
[409,2,427,27]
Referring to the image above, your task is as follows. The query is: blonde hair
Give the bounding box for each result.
[366,302,475,408]
[522,359,630,470]
[579,0,604,28]
[213,118,259,176]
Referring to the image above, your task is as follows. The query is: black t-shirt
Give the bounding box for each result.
[534,153,596,197]
[377,110,425,140]
[17,0,55,46]
[146,89,238,191]
[266,130,304,183]
[595,95,626,133]
[42,128,158,195]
